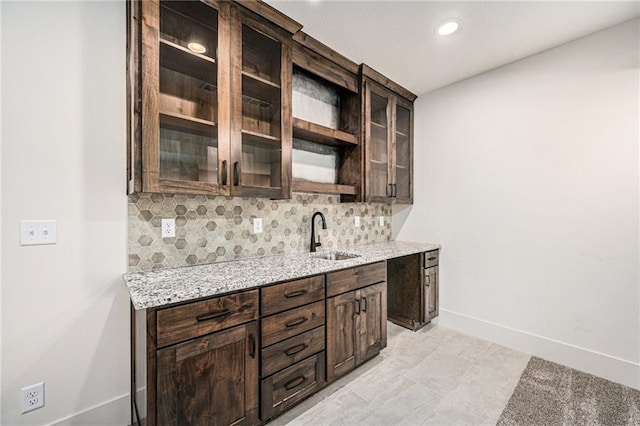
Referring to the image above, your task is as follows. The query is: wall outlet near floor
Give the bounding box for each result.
[161,218,175,238]
[379,216,385,226]
[19,220,57,246]
[21,382,45,413]
[253,218,263,234]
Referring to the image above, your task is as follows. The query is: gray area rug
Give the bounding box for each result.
[497,357,640,426]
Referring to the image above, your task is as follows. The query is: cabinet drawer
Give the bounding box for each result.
[262,301,325,347]
[262,326,325,377]
[261,352,325,421]
[424,250,439,268]
[326,261,386,297]
[261,275,324,316]
[156,290,259,348]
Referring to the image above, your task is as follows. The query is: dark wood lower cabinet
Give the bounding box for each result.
[136,255,439,425]
[425,265,439,322]
[156,322,259,426]
[326,290,358,382]
[326,281,387,383]
[359,282,387,363]
[387,250,440,330]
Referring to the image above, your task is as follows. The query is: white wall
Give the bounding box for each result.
[1,2,130,425]
[0,0,3,419]
[395,18,640,389]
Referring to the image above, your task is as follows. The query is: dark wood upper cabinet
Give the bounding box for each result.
[130,0,300,198]
[128,1,416,203]
[136,0,227,195]
[229,7,293,198]
[362,65,416,204]
[289,32,362,201]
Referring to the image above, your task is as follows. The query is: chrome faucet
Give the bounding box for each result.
[310,211,327,252]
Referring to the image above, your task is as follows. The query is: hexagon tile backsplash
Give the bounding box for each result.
[128,192,391,272]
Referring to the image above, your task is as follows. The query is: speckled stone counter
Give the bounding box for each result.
[125,240,441,310]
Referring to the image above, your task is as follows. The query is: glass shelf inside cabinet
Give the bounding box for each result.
[158,1,219,185]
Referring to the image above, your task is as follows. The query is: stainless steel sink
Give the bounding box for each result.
[312,251,360,261]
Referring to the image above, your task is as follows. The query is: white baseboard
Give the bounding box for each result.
[48,394,131,426]
[438,308,640,390]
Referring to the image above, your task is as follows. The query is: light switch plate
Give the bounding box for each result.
[20,220,56,246]
[253,218,263,234]
[354,216,361,227]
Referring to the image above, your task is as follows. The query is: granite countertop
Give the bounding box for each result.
[124,240,441,310]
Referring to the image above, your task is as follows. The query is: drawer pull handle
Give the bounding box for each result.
[284,343,308,356]
[196,309,232,322]
[427,257,437,261]
[285,317,308,328]
[284,289,308,299]
[284,375,307,391]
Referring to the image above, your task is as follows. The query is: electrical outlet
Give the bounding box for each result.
[161,218,175,238]
[354,216,361,227]
[20,220,57,246]
[379,216,385,226]
[21,382,44,413]
[253,218,263,234]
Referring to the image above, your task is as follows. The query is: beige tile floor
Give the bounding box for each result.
[268,322,531,426]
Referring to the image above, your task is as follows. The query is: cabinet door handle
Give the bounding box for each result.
[221,160,228,186]
[387,183,393,197]
[284,375,307,391]
[233,161,240,186]
[392,183,397,197]
[361,297,367,312]
[284,343,308,356]
[285,317,308,328]
[354,299,360,315]
[284,289,307,299]
[196,309,231,322]
[249,334,256,359]
[425,275,431,287]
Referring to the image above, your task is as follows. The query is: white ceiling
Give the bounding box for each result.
[266,1,640,95]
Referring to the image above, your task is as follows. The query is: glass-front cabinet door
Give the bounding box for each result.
[365,82,392,202]
[141,0,229,195]
[363,79,414,204]
[393,98,413,203]
[230,7,292,198]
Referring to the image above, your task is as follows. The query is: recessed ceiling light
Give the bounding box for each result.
[436,20,461,36]
[187,42,207,54]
